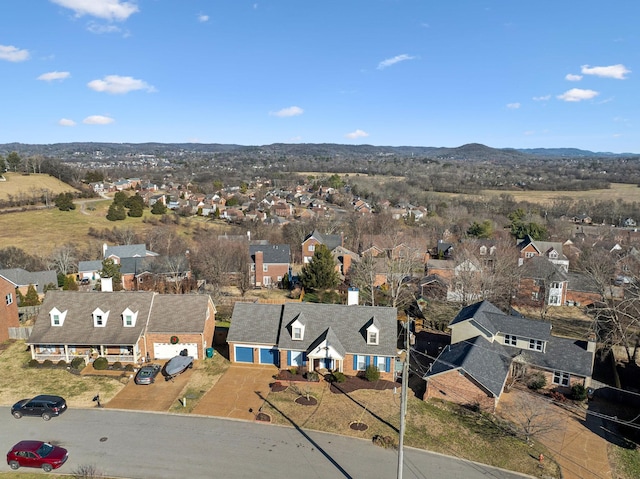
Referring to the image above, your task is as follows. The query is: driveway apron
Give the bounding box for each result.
[192,364,276,420]
[497,389,611,479]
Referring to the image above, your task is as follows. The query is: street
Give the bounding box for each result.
[0,407,530,478]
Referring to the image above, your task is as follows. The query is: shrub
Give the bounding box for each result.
[550,390,567,402]
[27,359,40,368]
[330,371,347,383]
[57,360,68,368]
[372,435,396,449]
[572,384,588,401]
[92,357,109,370]
[290,366,298,376]
[112,361,123,370]
[71,357,86,370]
[124,364,134,371]
[526,372,546,390]
[42,359,54,368]
[364,365,380,382]
[305,371,319,382]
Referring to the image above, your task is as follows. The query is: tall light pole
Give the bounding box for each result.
[397,317,410,479]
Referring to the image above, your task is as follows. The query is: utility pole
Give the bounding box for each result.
[397,316,410,479]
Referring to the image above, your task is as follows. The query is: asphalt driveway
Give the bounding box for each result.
[191,364,276,420]
[105,365,193,412]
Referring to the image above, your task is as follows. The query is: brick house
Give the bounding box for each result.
[517,235,569,272]
[0,268,58,298]
[26,291,216,364]
[302,230,343,264]
[250,244,291,288]
[227,301,397,380]
[423,300,595,412]
[0,276,19,342]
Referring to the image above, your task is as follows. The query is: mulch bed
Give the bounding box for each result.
[295,395,318,406]
[255,412,271,422]
[270,382,288,392]
[329,376,397,394]
[275,370,317,382]
[349,422,368,431]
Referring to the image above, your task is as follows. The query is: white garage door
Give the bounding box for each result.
[153,343,199,360]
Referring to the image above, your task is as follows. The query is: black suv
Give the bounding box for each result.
[11,395,67,421]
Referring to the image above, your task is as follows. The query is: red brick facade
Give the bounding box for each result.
[0,278,20,342]
[424,370,498,412]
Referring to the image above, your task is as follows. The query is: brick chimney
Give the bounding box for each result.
[255,251,263,286]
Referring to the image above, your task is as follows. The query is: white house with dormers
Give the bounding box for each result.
[27,290,216,364]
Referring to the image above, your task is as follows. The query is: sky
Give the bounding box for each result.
[0,0,638,153]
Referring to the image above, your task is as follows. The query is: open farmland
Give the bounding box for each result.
[0,172,77,201]
[480,183,640,206]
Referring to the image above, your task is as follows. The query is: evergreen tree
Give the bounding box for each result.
[113,191,127,205]
[106,203,126,221]
[299,244,340,291]
[6,152,22,172]
[99,258,122,289]
[54,192,76,211]
[22,284,40,306]
[62,275,78,291]
[151,201,167,215]
[126,194,145,217]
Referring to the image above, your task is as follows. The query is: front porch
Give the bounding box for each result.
[30,343,140,364]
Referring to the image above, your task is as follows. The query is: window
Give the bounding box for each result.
[368,331,378,345]
[263,264,268,272]
[525,252,535,258]
[125,315,133,326]
[356,355,366,371]
[529,339,543,351]
[550,282,560,289]
[504,334,517,346]
[549,295,560,305]
[292,327,302,340]
[553,371,570,387]
[531,291,539,300]
[5,293,12,305]
[479,246,487,255]
[376,356,386,371]
[52,314,60,326]
[95,315,103,326]
[308,244,315,252]
[93,307,109,327]
[250,264,255,272]
[549,250,558,259]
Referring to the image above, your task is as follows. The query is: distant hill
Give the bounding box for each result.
[0,142,636,160]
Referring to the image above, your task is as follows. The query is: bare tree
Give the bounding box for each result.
[348,254,380,306]
[49,245,78,275]
[380,233,424,309]
[503,394,557,444]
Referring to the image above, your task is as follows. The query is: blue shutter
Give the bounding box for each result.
[287,350,292,366]
[373,356,378,369]
[385,357,391,373]
[365,356,371,367]
[353,355,358,370]
[302,352,307,365]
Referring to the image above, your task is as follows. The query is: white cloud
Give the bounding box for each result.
[345,129,369,139]
[532,95,551,101]
[377,54,415,70]
[50,0,139,21]
[38,71,70,81]
[506,103,520,109]
[0,44,29,62]
[581,64,630,80]
[58,118,76,126]
[524,130,535,136]
[197,13,209,22]
[83,115,114,124]
[88,75,155,94]
[269,106,303,117]
[565,73,582,81]
[557,88,599,102]
[87,22,121,34]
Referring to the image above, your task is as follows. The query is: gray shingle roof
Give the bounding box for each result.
[566,272,600,293]
[228,302,397,356]
[27,291,212,345]
[425,336,512,398]
[520,337,594,377]
[78,261,103,274]
[304,230,342,251]
[104,244,158,259]
[520,256,567,281]
[249,244,291,264]
[0,268,57,294]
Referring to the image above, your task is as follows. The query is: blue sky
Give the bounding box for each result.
[0,1,638,152]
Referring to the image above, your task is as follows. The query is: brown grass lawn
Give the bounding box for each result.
[0,172,78,201]
[261,380,561,478]
[0,340,125,408]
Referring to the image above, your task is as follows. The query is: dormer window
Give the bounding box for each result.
[549,250,558,259]
[366,322,380,345]
[93,307,110,327]
[291,317,305,341]
[49,307,67,327]
[479,246,487,256]
[122,307,138,327]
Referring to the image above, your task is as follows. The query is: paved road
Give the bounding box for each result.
[0,407,530,479]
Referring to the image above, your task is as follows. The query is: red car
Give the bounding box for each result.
[7,441,68,472]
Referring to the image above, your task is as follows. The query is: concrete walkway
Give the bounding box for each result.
[497,389,611,479]
[191,364,276,420]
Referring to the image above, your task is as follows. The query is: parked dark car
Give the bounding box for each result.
[134,364,161,385]
[163,349,194,380]
[7,440,68,472]
[11,395,67,421]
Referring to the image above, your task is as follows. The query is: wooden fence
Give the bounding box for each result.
[9,327,32,340]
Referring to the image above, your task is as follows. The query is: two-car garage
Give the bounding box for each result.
[153,342,199,360]
[233,345,279,366]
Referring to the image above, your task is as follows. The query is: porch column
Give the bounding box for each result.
[64,345,69,362]
[100,345,105,356]
[29,344,35,360]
